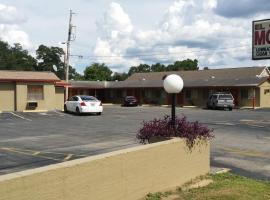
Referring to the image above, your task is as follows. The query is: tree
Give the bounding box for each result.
[72,72,85,81]
[84,63,112,81]
[0,41,37,71]
[111,72,129,81]
[151,63,166,72]
[128,64,151,76]
[36,44,80,80]
[167,59,198,71]
[36,45,65,79]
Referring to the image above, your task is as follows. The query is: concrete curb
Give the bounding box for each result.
[210,167,231,174]
[239,107,260,110]
[183,106,199,108]
[23,110,48,113]
[182,179,213,191]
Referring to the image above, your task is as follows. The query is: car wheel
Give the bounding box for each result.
[213,104,216,110]
[97,112,101,116]
[64,105,68,113]
[229,107,232,111]
[76,107,81,115]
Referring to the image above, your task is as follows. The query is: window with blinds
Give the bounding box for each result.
[27,85,44,100]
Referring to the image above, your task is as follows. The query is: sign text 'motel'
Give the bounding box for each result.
[253,19,270,60]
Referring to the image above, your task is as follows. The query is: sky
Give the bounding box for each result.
[1,0,270,73]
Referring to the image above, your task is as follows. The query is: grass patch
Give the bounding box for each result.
[145,172,270,200]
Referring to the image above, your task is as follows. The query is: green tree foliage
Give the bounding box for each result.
[0,39,199,81]
[128,64,151,75]
[36,45,65,79]
[151,63,166,72]
[0,41,37,71]
[111,72,129,81]
[0,40,82,80]
[72,72,85,81]
[36,44,79,80]
[128,59,198,76]
[84,63,112,81]
[167,59,198,71]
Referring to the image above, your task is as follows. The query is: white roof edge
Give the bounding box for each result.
[258,66,270,77]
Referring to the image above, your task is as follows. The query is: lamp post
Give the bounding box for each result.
[163,74,184,127]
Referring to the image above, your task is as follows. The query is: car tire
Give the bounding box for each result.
[76,107,81,115]
[213,104,216,110]
[229,107,232,111]
[97,112,101,116]
[64,105,68,113]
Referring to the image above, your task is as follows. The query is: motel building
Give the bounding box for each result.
[0,66,269,112]
[69,66,270,108]
[0,70,67,112]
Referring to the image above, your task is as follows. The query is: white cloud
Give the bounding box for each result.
[0,3,31,49]
[96,2,133,38]
[93,2,139,71]
[92,0,270,71]
[0,4,26,24]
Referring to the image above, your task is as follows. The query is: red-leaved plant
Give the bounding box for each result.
[136,115,214,150]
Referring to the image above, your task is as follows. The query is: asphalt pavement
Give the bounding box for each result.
[0,106,270,180]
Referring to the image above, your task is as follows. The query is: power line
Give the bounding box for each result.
[69,44,250,60]
[71,45,250,60]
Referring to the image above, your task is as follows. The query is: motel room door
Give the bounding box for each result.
[230,89,239,107]
[177,92,184,106]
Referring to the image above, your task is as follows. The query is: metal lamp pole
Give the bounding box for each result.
[171,93,176,127]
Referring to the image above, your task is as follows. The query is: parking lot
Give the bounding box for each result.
[0,106,270,180]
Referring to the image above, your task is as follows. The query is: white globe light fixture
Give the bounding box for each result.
[163,74,184,93]
[163,74,184,127]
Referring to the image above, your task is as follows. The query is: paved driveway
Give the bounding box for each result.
[0,106,270,180]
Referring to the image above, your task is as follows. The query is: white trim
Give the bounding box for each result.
[258,66,270,77]
[266,66,270,74]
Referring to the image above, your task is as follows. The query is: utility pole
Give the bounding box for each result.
[64,9,76,100]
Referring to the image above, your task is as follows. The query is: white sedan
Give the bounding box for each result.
[64,95,103,115]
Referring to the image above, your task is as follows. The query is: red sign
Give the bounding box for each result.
[252,19,270,60]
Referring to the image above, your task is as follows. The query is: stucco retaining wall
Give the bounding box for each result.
[0,138,210,200]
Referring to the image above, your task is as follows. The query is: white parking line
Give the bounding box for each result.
[240,119,255,122]
[213,122,235,126]
[10,112,32,121]
[53,110,68,116]
[248,124,265,128]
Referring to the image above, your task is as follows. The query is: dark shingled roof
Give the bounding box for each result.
[69,81,106,89]
[69,67,269,89]
[123,66,269,88]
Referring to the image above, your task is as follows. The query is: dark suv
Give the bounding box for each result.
[206,92,234,111]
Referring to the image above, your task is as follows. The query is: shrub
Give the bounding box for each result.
[136,115,214,150]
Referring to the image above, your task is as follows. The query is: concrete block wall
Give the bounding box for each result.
[0,138,210,200]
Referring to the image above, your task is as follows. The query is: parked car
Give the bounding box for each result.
[206,92,234,111]
[64,95,103,115]
[122,96,138,107]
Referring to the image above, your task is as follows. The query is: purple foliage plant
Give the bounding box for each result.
[136,115,214,150]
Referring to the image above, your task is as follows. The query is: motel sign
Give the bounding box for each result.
[253,19,270,60]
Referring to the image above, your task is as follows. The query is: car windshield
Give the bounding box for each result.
[126,96,136,100]
[219,94,233,100]
[80,96,97,101]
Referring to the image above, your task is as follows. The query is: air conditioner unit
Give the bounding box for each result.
[27,101,38,109]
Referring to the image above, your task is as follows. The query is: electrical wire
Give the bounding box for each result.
[69,44,251,60]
